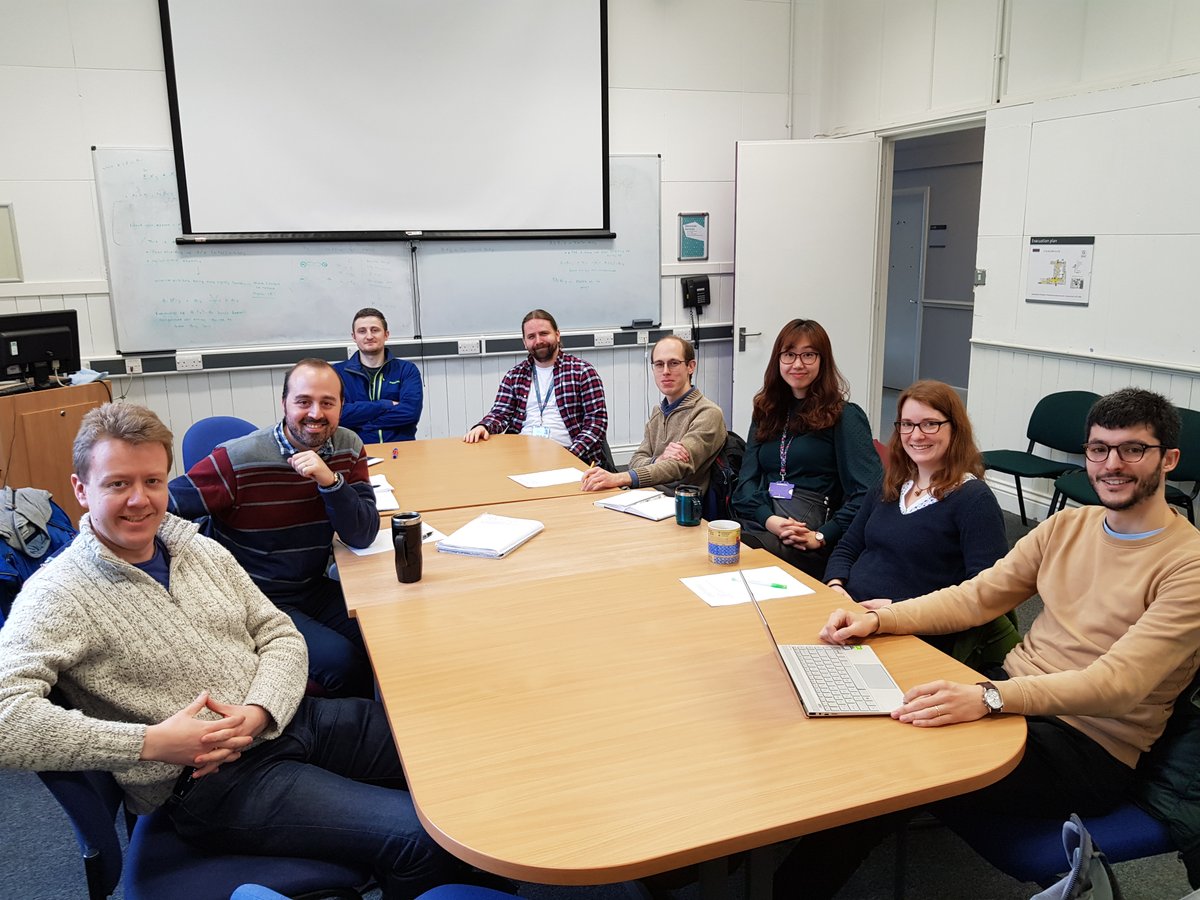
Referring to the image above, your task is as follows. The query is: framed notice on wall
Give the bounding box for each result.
[678,212,709,261]
[1026,236,1094,306]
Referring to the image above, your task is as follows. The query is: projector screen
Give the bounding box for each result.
[160,0,609,239]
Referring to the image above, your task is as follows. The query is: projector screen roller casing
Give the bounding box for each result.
[161,0,609,238]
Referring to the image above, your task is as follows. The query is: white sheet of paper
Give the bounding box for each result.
[508,467,584,488]
[680,566,814,607]
[339,531,392,557]
[367,457,385,466]
[338,524,447,556]
[370,473,395,491]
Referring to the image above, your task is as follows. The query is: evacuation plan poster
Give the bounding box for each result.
[1026,236,1095,306]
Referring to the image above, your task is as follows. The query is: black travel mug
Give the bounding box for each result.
[392,511,423,583]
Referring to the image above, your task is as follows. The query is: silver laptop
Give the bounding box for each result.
[741,571,906,717]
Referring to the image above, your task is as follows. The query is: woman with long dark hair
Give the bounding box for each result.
[731,319,882,578]
[823,379,1019,669]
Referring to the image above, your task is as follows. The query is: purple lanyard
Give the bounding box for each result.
[778,427,795,482]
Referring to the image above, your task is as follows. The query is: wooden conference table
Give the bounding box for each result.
[336,437,1026,889]
[365,435,597,513]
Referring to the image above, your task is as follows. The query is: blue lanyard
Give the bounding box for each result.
[532,368,554,422]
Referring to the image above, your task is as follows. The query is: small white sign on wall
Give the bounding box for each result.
[1025,236,1094,306]
[0,205,21,283]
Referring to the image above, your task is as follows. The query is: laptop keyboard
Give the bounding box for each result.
[789,645,877,712]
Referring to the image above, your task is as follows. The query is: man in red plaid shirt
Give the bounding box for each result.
[463,309,609,464]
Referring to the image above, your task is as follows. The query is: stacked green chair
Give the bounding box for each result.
[983,391,1099,525]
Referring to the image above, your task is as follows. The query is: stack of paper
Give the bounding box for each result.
[437,513,544,559]
[370,473,399,512]
[593,489,676,522]
[508,468,583,488]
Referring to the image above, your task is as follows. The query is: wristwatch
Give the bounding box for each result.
[814,532,826,546]
[978,681,1004,715]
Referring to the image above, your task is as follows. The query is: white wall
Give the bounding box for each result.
[969,73,1200,514]
[810,0,1200,518]
[0,0,796,465]
[815,0,1200,137]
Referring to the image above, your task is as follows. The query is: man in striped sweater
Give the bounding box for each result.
[170,359,378,698]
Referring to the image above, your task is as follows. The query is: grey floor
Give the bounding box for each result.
[1,510,1194,899]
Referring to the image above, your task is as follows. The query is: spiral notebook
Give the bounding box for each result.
[593,489,675,521]
[436,513,544,559]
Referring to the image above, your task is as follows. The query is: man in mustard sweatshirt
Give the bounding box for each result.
[779,386,1200,899]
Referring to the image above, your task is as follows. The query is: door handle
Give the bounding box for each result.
[738,326,762,352]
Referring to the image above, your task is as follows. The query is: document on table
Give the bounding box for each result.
[593,489,676,521]
[681,566,814,607]
[370,473,399,511]
[338,523,447,557]
[508,467,584,488]
[437,513,544,558]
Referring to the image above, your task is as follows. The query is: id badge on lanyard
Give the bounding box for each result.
[529,370,553,439]
[769,428,795,499]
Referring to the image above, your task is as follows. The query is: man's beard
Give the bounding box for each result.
[531,342,558,362]
[1090,464,1163,511]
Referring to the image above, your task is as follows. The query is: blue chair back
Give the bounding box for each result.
[182,416,256,471]
[937,801,1172,886]
[38,768,368,900]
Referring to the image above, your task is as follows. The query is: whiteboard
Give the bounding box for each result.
[94,147,415,352]
[94,148,659,353]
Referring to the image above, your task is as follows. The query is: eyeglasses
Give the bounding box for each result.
[1082,441,1164,463]
[894,420,950,434]
[779,350,820,366]
[651,359,687,372]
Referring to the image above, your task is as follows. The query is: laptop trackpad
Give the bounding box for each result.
[857,664,896,689]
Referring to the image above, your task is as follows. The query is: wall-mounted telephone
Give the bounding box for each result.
[681,276,710,311]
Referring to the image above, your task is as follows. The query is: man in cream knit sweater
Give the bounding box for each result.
[0,403,454,897]
[778,387,1200,899]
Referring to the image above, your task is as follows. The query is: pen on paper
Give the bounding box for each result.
[750,580,788,590]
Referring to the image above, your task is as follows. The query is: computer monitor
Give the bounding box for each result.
[0,310,81,388]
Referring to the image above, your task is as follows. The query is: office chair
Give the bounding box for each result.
[934,801,1173,888]
[181,415,256,471]
[982,391,1099,525]
[597,435,618,472]
[38,768,368,900]
[1049,468,1098,514]
[1165,406,1200,524]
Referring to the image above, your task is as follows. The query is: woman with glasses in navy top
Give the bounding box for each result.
[823,379,1019,669]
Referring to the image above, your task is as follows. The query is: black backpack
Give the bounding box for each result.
[703,430,747,521]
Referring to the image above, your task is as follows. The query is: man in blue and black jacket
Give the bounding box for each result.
[333,307,423,443]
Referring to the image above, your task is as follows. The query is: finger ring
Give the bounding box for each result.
[934,705,942,716]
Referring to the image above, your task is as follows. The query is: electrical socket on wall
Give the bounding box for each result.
[594,332,614,347]
[674,327,692,342]
[636,331,648,344]
[457,339,481,355]
[176,352,203,371]
[125,357,143,375]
